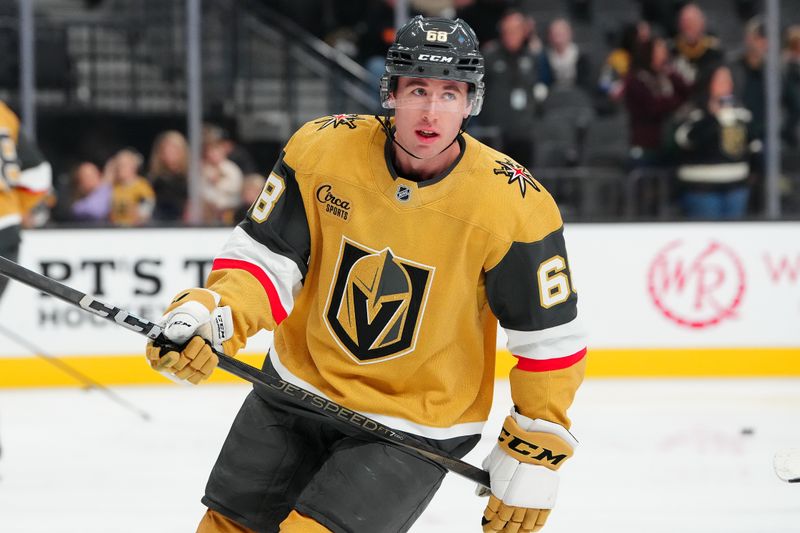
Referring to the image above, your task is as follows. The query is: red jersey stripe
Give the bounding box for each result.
[212,258,289,324]
[515,347,587,372]
[14,186,46,194]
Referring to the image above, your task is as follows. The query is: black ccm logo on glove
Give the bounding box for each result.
[498,428,568,467]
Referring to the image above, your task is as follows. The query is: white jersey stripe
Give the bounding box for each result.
[505,317,587,360]
[17,162,52,192]
[0,213,22,231]
[269,343,487,441]
[216,226,303,316]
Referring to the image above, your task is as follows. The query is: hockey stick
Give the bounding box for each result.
[0,255,490,488]
[0,321,151,421]
[774,449,800,483]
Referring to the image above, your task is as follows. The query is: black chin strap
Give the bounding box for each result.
[376,114,472,161]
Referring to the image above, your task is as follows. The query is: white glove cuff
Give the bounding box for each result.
[174,305,234,350]
[206,305,234,350]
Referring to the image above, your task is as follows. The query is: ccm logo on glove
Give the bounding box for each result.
[498,425,570,468]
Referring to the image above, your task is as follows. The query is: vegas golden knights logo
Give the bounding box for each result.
[325,237,434,364]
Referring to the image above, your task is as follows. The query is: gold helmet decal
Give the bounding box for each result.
[325,237,434,364]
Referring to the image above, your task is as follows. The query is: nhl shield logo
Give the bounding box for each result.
[324,237,435,364]
[396,184,412,202]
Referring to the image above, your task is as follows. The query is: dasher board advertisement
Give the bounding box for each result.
[0,223,797,385]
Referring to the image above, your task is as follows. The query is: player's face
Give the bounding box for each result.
[391,77,471,157]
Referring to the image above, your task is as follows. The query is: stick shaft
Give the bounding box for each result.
[0,255,490,487]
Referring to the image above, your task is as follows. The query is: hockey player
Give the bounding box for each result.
[0,101,51,300]
[0,100,53,461]
[146,16,586,533]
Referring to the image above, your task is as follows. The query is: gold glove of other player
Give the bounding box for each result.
[145,288,233,384]
[478,410,578,533]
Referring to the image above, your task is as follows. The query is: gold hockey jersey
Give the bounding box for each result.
[0,101,51,249]
[207,114,586,440]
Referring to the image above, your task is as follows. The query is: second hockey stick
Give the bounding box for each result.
[0,321,151,420]
[0,255,490,488]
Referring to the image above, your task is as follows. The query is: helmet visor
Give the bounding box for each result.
[387,79,474,115]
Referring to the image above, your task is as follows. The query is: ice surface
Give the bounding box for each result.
[1,378,799,532]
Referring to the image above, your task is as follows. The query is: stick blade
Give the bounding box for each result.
[774,449,800,483]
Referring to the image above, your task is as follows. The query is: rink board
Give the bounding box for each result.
[1,348,799,388]
[0,223,798,387]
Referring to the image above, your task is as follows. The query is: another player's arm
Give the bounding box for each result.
[481,194,586,533]
[145,146,311,383]
[0,113,52,213]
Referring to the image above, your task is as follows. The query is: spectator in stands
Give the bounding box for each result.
[782,25,800,147]
[525,13,544,55]
[673,65,753,219]
[624,36,690,167]
[541,18,592,93]
[481,9,548,167]
[108,149,155,226]
[215,125,257,176]
[732,17,768,146]
[68,161,111,223]
[454,0,507,46]
[148,130,188,222]
[731,16,768,211]
[201,124,243,225]
[597,21,650,107]
[670,3,724,88]
[233,173,268,223]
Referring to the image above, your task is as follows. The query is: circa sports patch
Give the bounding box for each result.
[316,184,352,222]
[493,158,540,198]
[314,114,364,131]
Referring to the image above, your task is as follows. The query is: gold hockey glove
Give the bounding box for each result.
[145,288,233,384]
[479,410,578,533]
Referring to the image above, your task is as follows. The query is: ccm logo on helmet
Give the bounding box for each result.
[418,54,453,63]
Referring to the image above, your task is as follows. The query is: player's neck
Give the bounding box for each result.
[391,140,462,182]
